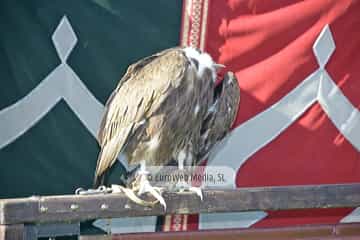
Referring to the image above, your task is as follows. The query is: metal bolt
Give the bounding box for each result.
[40,206,48,213]
[101,204,109,210]
[70,204,79,211]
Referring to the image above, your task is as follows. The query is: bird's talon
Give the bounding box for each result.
[175,181,203,201]
[111,184,124,193]
[159,198,167,211]
[153,187,164,193]
[189,187,203,201]
[136,177,167,210]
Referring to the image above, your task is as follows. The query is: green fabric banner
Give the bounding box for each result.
[0,0,182,198]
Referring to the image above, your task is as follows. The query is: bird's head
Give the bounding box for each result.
[183,47,224,82]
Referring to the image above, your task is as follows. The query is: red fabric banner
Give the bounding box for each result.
[166,0,360,230]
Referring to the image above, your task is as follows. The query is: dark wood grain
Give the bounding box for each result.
[1,183,360,225]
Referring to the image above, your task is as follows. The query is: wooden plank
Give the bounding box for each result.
[0,197,38,225]
[80,223,360,240]
[0,224,24,240]
[334,223,360,236]
[1,183,360,224]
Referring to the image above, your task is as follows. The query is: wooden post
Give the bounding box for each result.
[0,224,24,240]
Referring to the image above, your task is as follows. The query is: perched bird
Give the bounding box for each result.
[197,71,240,162]
[161,71,240,194]
[94,47,221,208]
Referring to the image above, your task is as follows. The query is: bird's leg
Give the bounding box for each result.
[176,150,189,189]
[136,160,167,209]
[176,150,203,200]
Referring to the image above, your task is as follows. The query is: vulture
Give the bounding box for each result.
[94,47,223,208]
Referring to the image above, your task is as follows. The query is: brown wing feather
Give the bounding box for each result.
[97,47,180,145]
[94,47,188,185]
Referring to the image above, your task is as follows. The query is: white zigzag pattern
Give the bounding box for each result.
[0,16,132,171]
[201,25,360,229]
[206,25,359,183]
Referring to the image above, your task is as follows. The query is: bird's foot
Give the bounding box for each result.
[136,173,166,210]
[189,186,203,201]
[111,184,159,208]
[75,186,112,195]
[176,180,203,201]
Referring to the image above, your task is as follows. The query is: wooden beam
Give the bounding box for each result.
[1,183,360,225]
[79,223,360,240]
[0,197,38,225]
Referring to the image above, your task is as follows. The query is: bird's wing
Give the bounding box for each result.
[97,47,180,145]
[94,48,189,184]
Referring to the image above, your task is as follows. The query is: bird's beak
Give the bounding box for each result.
[214,63,225,70]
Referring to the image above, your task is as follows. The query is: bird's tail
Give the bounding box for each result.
[93,148,108,188]
[93,172,105,189]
